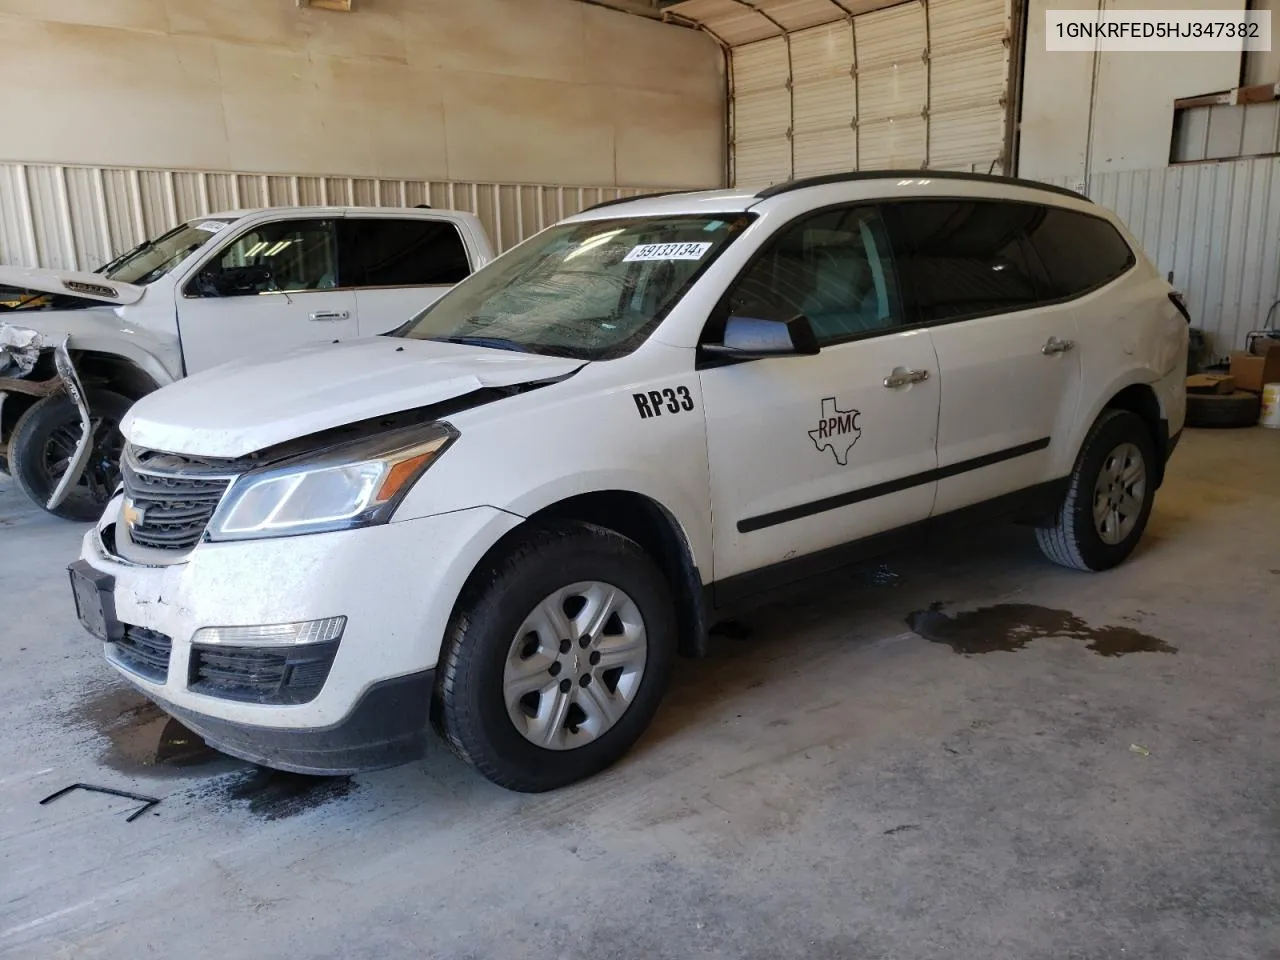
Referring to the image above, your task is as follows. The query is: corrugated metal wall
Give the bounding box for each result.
[724,0,1013,187]
[0,161,674,273]
[1045,157,1280,361]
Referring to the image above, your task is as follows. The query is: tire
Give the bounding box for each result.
[435,520,676,792]
[1036,409,1157,572]
[1185,390,1260,428]
[9,389,132,521]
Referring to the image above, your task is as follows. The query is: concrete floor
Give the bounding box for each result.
[0,427,1276,960]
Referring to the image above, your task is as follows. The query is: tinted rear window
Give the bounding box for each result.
[343,218,471,287]
[884,200,1049,323]
[1023,207,1135,298]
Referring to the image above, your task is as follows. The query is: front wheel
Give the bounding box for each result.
[435,521,676,792]
[1036,409,1157,571]
[8,389,132,521]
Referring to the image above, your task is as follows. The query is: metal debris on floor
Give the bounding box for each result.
[39,783,162,823]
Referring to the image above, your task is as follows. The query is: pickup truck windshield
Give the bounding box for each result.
[395,214,754,360]
[100,220,231,286]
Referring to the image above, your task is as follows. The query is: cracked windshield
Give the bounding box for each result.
[396,214,753,360]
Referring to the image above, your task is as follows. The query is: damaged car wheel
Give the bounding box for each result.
[9,389,131,520]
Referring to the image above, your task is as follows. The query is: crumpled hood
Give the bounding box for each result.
[124,337,585,458]
[0,325,43,377]
[0,265,145,305]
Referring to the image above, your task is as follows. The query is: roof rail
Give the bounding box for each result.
[580,190,689,212]
[755,170,1090,203]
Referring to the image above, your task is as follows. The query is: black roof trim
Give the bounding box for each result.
[755,170,1090,203]
[580,190,688,212]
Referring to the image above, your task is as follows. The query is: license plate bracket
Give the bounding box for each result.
[68,559,122,643]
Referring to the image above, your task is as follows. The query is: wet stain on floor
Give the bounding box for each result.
[211,768,356,821]
[67,684,222,773]
[906,603,1177,657]
[68,685,357,820]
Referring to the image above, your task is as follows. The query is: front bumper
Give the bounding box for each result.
[146,669,436,775]
[77,501,522,773]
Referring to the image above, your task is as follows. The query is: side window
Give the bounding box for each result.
[1025,207,1136,298]
[193,219,337,297]
[725,206,902,346]
[884,201,1048,323]
[342,219,471,288]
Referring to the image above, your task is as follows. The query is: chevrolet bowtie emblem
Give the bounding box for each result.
[122,498,145,528]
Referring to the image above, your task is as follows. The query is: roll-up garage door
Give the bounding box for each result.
[664,0,1013,187]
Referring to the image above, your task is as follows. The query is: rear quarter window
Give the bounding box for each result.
[1024,207,1136,299]
[343,218,471,287]
[883,200,1049,323]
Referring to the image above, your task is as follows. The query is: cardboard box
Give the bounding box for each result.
[1186,373,1236,395]
[1230,343,1280,393]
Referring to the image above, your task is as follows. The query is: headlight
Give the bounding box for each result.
[206,422,457,542]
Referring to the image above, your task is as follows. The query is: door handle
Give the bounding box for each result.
[1042,336,1075,355]
[309,310,350,322]
[883,368,930,388]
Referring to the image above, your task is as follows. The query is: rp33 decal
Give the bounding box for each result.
[633,386,695,420]
[808,397,862,465]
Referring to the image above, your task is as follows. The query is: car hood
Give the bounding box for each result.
[124,337,586,458]
[0,265,145,305]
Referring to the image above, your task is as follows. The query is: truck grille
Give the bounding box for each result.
[121,447,239,551]
[188,640,340,705]
[110,625,173,682]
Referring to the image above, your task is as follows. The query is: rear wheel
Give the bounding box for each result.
[435,521,675,792]
[1036,409,1156,572]
[9,389,131,520]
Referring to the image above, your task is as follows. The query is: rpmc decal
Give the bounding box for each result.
[808,397,862,466]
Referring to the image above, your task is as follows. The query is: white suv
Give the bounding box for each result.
[69,172,1188,792]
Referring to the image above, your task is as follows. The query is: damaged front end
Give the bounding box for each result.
[0,325,96,510]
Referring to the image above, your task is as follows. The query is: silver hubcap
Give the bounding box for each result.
[502,581,647,751]
[1092,441,1146,545]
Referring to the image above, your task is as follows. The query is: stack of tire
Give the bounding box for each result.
[1185,332,1278,428]
[1185,387,1260,428]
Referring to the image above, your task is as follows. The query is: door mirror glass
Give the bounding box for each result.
[703,314,820,359]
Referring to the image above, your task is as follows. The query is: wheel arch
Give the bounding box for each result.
[72,350,163,401]
[455,490,710,659]
[1102,382,1168,487]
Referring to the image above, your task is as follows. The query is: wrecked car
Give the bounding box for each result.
[70,172,1187,792]
[0,206,494,518]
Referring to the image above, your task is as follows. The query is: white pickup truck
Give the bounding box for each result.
[0,206,494,518]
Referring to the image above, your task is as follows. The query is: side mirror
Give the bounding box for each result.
[702,314,820,359]
[200,265,272,297]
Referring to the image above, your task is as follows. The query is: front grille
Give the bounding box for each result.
[110,625,173,682]
[188,640,340,705]
[121,447,238,551]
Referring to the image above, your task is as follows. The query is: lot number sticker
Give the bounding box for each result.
[624,242,713,262]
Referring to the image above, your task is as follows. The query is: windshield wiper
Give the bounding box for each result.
[97,238,155,276]
[431,335,532,353]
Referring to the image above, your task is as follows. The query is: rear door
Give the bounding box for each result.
[698,205,941,589]
[341,216,474,335]
[177,217,357,373]
[885,199,1082,516]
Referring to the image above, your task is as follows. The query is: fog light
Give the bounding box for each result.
[190,616,346,647]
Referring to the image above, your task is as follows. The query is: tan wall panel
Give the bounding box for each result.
[404,0,587,82]
[0,18,230,169]
[611,87,725,187]
[0,0,724,189]
[0,0,168,33]
[440,71,615,185]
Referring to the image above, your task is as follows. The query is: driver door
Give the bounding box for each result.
[698,205,941,592]
[176,217,358,374]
